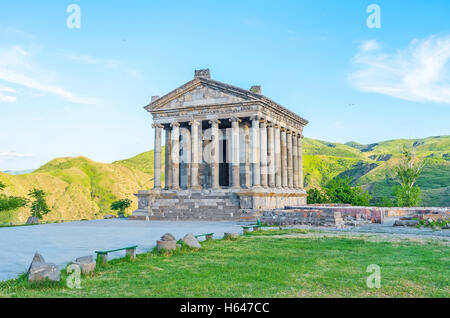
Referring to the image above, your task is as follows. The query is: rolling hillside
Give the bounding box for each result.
[303,136,450,206]
[0,136,448,224]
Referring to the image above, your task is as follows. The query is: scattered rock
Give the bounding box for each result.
[157,240,177,251]
[182,233,202,249]
[103,214,117,219]
[160,233,176,241]
[72,255,96,274]
[224,232,239,240]
[26,217,40,225]
[394,220,419,227]
[27,252,60,283]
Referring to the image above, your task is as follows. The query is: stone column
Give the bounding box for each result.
[170,122,180,190]
[267,123,275,188]
[274,125,282,188]
[209,119,221,189]
[153,123,163,189]
[189,120,201,190]
[298,133,304,188]
[287,130,293,188]
[293,132,299,188]
[251,116,261,187]
[281,128,288,188]
[183,126,191,188]
[164,126,172,189]
[244,122,251,188]
[230,117,241,188]
[260,120,268,188]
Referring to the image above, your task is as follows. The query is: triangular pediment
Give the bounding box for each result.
[146,78,259,112]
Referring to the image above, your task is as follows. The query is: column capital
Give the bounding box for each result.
[189,119,201,126]
[208,119,221,125]
[250,115,263,122]
[152,123,164,128]
[280,127,287,132]
[170,122,180,128]
[260,120,268,128]
[266,122,275,128]
[229,117,242,123]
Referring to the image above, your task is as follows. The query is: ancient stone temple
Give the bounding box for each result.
[131,69,308,221]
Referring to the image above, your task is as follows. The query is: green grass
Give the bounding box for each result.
[1,231,448,298]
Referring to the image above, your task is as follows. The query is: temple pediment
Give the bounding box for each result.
[148,80,253,111]
[145,69,309,127]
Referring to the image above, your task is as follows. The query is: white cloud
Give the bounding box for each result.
[349,35,450,104]
[0,85,16,103]
[0,92,16,103]
[0,151,34,159]
[0,46,98,105]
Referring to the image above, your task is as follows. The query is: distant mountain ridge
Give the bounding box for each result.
[2,169,35,175]
[0,136,448,224]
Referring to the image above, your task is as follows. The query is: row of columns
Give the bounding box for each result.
[152,117,304,190]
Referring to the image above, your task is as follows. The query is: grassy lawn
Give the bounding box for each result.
[0,230,448,298]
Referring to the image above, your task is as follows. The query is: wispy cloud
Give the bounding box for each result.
[0,85,16,103]
[63,52,140,78]
[349,35,450,105]
[0,151,34,158]
[0,45,98,104]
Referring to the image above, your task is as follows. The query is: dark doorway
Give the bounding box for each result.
[219,139,229,187]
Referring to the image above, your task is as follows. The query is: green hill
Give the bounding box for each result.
[305,136,450,206]
[0,156,153,224]
[1,136,448,224]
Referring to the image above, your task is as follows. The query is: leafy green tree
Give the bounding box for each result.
[391,145,424,207]
[111,199,132,215]
[0,181,28,213]
[323,177,371,206]
[307,188,328,204]
[28,188,50,219]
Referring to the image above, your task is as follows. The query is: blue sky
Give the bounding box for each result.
[1,0,450,170]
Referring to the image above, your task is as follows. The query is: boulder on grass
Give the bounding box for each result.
[104,214,117,219]
[26,217,40,225]
[182,233,202,249]
[72,255,96,274]
[157,240,177,252]
[160,233,176,241]
[27,252,60,283]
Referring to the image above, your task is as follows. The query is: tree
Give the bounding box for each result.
[324,177,371,206]
[28,188,50,219]
[111,199,132,216]
[391,145,424,207]
[0,181,28,213]
[307,188,328,204]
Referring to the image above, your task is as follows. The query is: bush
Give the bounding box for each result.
[0,181,28,213]
[307,188,328,204]
[111,199,132,216]
[324,177,371,206]
[307,177,372,206]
